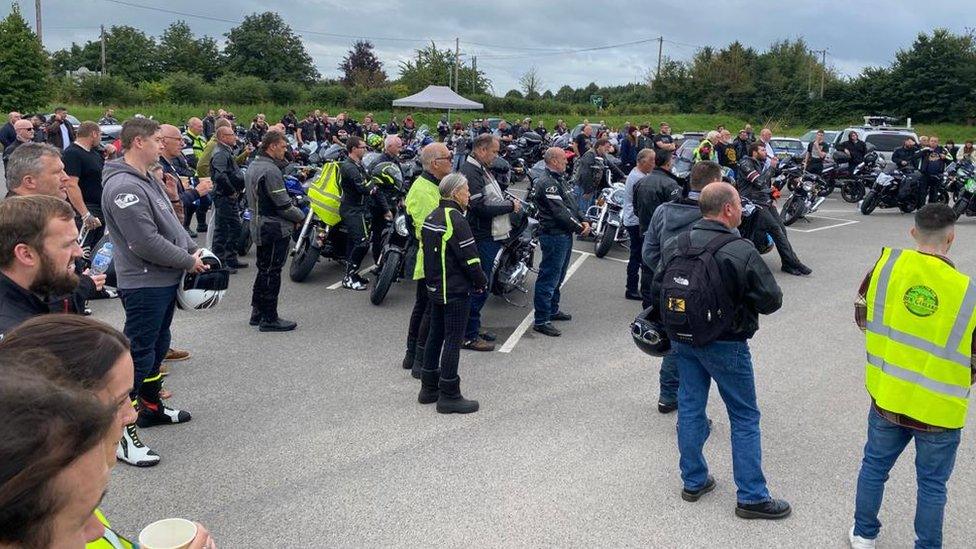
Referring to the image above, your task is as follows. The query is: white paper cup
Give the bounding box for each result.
[138,518,198,549]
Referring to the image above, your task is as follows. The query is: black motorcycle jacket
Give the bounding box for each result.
[892,145,922,169]
[339,158,378,212]
[461,155,515,241]
[574,149,604,195]
[633,167,682,233]
[245,153,305,240]
[422,199,489,304]
[736,156,775,205]
[210,142,246,196]
[838,139,867,166]
[651,219,783,341]
[533,168,585,236]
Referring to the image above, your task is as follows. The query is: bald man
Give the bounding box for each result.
[0,111,21,148]
[2,119,36,165]
[651,181,788,519]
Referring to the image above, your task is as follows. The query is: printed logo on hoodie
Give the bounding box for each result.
[114,193,140,209]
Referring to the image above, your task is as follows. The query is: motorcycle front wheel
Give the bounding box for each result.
[952,197,969,220]
[288,235,320,282]
[841,181,864,203]
[860,191,880,215]
[595,224,616,257]
[780,196,804,226]
[370,250,402,306]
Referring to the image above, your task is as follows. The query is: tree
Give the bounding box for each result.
[397,42,490,94]
[339,40,386,87]
[541,89,554,100]
[0,3,51,111]
[50,26,159,82]
[519,67,542,99]
[554,85,575,103]
[158,21,221,81]
[223,12,319,83]
[504,89,524,99]
[886,29,976,122]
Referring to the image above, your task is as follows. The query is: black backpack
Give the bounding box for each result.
[659,232,740,346]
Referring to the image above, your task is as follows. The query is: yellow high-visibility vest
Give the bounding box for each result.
[306,162,343,227]
[86,509,135,549]
[865,247,975,428]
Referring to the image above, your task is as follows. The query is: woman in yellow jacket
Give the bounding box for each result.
[0,315,217,549]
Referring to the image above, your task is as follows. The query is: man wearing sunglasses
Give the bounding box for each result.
[1,119,35,167]
[340,135,388,290]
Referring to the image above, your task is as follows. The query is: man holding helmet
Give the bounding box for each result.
[102,118,207,462]
[246,130,305,332]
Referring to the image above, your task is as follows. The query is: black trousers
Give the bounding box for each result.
[251,226,290,321]
[343,211,369,273]
[184,194,212,229]
[423,294,471,381]
[921,174,943,204]
[212,194,241,262]
[758,203,801,269]
[624,224,643,294]
[406,278,431,355]
[370,211,390,265]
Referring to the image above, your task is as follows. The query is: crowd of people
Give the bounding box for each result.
[0,105,972,548]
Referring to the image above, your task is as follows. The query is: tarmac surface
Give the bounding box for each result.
[95,193,976,548]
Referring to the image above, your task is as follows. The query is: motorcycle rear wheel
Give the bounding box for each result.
[369,250,402,306]
[898,201,918,214]
[595,225,616,258]
[288,236,320,282]
[952,197,969,220]
[841,181,864,203]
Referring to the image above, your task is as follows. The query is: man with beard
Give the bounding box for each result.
[0,195,82,337]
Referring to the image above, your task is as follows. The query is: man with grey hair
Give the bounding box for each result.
[0,111,20,148]
[622,148,655,300]
[531,147,589,337]
[401,142,452,376]
[2,119,36,166]
[459,133,520,351]
[4,143,70,200]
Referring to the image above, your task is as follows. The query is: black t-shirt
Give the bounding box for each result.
[574,133,590,155]
[806,141,829,170]
[653,133,674,151]
[62,143,104,206]
[298,120,317,142]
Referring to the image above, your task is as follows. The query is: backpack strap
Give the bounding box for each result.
[702,232,742,256]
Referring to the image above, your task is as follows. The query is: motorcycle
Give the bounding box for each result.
[819,150,855,197]
[490,189,540,306]
[950,161,976,219]
[859,164,923,215]
[780,173,828,226]
[369,180,409,306]
[774,154,805,192]
[587,183,629,257]
[841,151,882,204]
[288,163,349,282]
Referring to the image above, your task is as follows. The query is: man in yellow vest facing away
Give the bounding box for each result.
[851,204,975,549]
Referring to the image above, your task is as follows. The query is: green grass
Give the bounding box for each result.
[55,103,976,142]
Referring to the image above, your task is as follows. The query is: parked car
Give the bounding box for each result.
[831,126,918,163]
[799,130,840,150]
[769,137,805,160]
[672,137,700,180]
[673,131,704,150]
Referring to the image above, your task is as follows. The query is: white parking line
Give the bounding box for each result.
[498,251,589,353]
[576,249,629,264]
[786,215,860,233]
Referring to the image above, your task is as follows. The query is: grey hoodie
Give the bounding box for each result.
[101,159,197,289]
[642,192,702,274]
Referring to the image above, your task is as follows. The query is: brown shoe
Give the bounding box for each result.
[164,348,191,362]
[462,338,495,352]
[160,364,170,376]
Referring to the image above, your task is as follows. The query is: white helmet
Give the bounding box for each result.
[177,248,229,311]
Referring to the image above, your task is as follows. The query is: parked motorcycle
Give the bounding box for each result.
[950,161,976,219]
[780,173,828,226]
[490,190,540,306]
[369,166,409,305]
[859,164,923,215]
[588,183,630,257]
[289,163,349,282]
[841,151,882,204]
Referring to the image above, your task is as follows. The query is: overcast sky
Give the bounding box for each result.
[7,0,972,93]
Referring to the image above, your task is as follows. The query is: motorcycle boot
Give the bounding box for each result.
[436,376,479,414]
[411,343,425,379]
[259,317,298,332]
[116,423,160,467]
[418,368,440,404]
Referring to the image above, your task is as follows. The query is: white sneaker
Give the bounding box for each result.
[849,526,876,548]
[341,276,367,291]
[116,424,161,467]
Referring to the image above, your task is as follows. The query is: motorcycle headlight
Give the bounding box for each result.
[394,214,408,237]
[611,189,627,204]
[802,181,814,192]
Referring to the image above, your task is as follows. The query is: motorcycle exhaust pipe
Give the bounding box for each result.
[810,196,827,213]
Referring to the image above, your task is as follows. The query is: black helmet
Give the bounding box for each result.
[630,307,670,357]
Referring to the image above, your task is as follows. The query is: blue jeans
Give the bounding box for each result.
[659,351,679,406]
[673,340,770,504]
[533,233,573,325]
[464,238,503,340]
[119,285,178,404]
[853,406,961,548]
[574,185,594,215]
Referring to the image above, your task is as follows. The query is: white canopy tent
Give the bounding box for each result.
[392,85,483,122]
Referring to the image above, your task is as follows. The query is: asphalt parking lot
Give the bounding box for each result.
[95,194,976,548]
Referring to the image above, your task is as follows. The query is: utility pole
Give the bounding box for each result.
[471,56,477,94]
[34,0,42,44]
[100,25,107,76]
[454,37,460,92]
[655,36,663,83]
[812,48,827,99]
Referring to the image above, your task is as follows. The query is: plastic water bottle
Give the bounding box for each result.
[90,242,114,276]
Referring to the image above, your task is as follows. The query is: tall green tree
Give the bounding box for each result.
[339,40,386,87]
[0,3,51,111]
[50,26,159,82]
[158,21,221,81]
[886,29,976,123]
[397,42,490,94]
[223,12,318,83]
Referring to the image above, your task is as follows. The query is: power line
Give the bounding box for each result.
[474,37,660,60]
[99,0,447,44]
